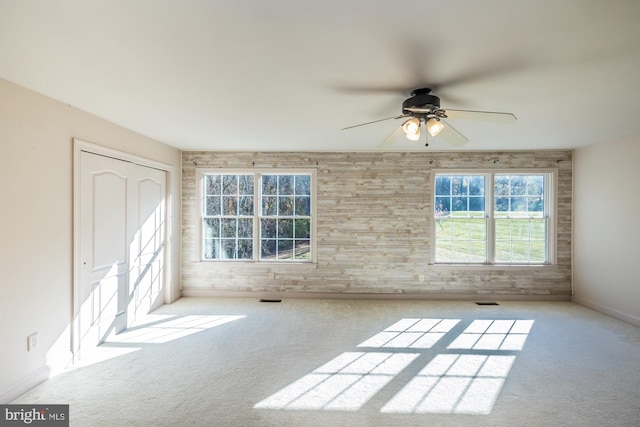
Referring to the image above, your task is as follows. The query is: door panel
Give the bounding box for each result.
[78,151,166,356]
[92,172,127,269]
[129,173,166,322]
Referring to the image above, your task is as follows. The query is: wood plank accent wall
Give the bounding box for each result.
[182,150,573,298]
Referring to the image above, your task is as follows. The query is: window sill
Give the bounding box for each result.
[430,263,553,270]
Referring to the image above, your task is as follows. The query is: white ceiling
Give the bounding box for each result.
[1,0,640,152]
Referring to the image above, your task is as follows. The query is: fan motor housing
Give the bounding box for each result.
[402,88,440,114]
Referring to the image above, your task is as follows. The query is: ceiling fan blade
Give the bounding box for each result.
[378,125,404,149]
[444,109,517,123]
[342,115,405,130]
[439,119,469,147]
[335,85,407,95]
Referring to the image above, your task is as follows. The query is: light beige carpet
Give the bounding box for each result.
[13,297,640,426]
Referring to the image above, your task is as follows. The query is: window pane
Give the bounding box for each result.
[510,197,526,214]
[469,240,486,261]
[435,241,452,262]
[530,247,545,263]
[469,176,485,196]
[237,239,253,259]
[221,218,236,238]
[528,176,544,195]
[510,176,526,195]
[262,175,277,195]
[223,175,238,195]
[295,218,310,238]
[261,219,276,239]
[495,240,511,263]
[277,239,293,259]
[435,197,451,216]
[511,241,529,262]
[495,219,510,239]
[452,197,468,213]
[262,196,277,216]
[278,196,294,216]
[295,175,311,195]
[203,239,219,259]
[452,245,470,262]
[295,196,311,216]
[237,218,253,238]
[278,219,293,238]
[279,175,294,195]
[238,196,254,216]
[435,176,451,195]
[494,197,509,215]
[530,226,546,262]
[261,239,277,259]
[469,219,486,240]
[436,219,453,240]
[452,177,467,195]
[206,196,221,216]
[494,176,509,196]
[528,196,543,213]
[530,219,546,240]
[203,218,220,238]
[294,240,311,260]
[469,197,485,214]
[239,175,254,195]
[452,220,469,236]
[205,175,221,195]
[223,196,238,215]
[222,239,237,259]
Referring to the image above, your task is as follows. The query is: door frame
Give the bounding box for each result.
[72,138,174,360]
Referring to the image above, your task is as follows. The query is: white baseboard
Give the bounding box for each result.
[0,366,49,404]
[181,288,571,302]
[572,296,640,327]
[46,351,74,379]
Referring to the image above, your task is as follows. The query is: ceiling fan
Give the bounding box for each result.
[342,87,517,147]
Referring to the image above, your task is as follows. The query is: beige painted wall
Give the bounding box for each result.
[573,138,640,325]
[182,150,573,298]
[0,78,181,402]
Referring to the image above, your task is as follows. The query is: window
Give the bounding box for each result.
[200,171,314,262]
[435,175,487,263]
[433,171,554,264]
[260,175,311,260]
[494,175,546,263]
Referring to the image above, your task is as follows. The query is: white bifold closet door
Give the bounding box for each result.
[78,151,166,354]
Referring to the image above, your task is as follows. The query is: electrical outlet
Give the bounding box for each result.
[27,333,39,351]
[419,274,425,282]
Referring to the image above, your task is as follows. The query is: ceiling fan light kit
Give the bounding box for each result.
[343,87,516,148]
[426,118,444,137]
[402,117,421,141]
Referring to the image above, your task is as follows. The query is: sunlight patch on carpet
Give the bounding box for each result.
[255,318,534,415]
[447,319,534,351]
[105,314,246,344]
[357,318,460,349]
[381,354,516,414]
[254,352,419,411]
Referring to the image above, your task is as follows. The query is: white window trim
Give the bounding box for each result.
[430,168,557,266]
[196,168,317,263]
